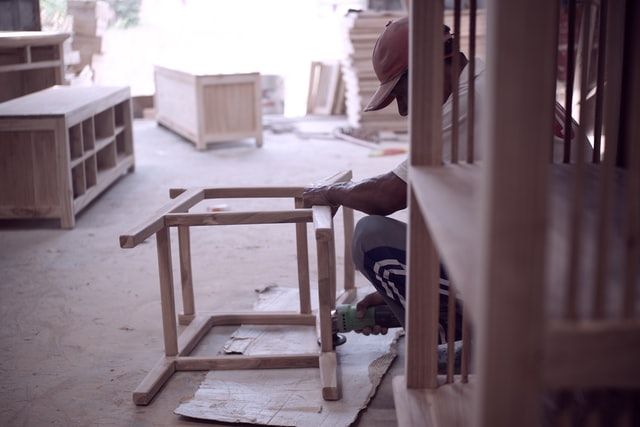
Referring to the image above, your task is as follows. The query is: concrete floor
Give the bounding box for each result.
[0,116,409,426]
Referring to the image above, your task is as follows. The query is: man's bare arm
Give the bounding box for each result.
[302,171,407,216]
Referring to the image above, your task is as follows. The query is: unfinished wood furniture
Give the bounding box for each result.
[154,65,263,150]
[119,170,357,405]
[0,31,69,103]
[393,1,639,426]
[0,85,135,228]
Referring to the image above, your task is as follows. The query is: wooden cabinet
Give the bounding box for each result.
[154,66,263,150]
[0,31,69,103]
[0,85,135,228]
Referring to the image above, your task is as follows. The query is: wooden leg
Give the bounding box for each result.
[314,206,339,400]
[178,225,196,324]
[342,206,355,294]
[320,352,339,400]
[57,121,75,229]
[156,227,178,356]
[295,198,312,314]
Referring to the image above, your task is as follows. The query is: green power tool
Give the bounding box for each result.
[331,304,402,334]
[329,304,465,375]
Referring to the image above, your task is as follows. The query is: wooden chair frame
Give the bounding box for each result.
[119,170,357,405]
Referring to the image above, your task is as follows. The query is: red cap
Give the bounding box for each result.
[364,17,409,112]
[364,19,455,113]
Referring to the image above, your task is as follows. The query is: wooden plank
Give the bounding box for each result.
[206,312,317,327]
[175,354,319,371]
[119,188,204,248]
[0,86,129,123]
[132,356,176,406]
[177,314,214,357]
[170,186,303,199]
[164,210,313,227]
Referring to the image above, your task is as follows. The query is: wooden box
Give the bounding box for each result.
[0,31,69,103]
[0,85,135,228]
[154,66,263,150]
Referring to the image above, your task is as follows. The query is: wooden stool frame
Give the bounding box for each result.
[120,171,356,405]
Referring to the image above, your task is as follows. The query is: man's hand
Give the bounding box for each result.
[355,292,389,336]
[302,184,335,208]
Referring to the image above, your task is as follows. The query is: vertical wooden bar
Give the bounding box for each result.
[328,223,337,305]
[406,190,440,390]
[592,0,608,163]
[156,227,178,356]
[178,225,195,323]
[466,0,477,163]
[451,0,461,163]
[295,197,311,314]
[565,0,592,320]
[563,0,577,163]
[403,0,443,393]
[592,0,626,319]
[474,0,557,425]
[342,206,355,294]
[409,0,444,166]
[622,0,640,319]
[461,307,470,383]
[446,280,457,384]
[314,205,338,400]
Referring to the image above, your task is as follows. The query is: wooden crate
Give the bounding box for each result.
[154,66,263,150]
[0,31,69,103]
[0,85,135,228]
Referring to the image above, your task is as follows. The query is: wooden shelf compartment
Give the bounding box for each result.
[0,32,69,103]
[0,85,135,228]
[71,163,86,198]
[82,117,95,151]
[69,123,84,160]
[0,46,27,66]
[96,141,117,171]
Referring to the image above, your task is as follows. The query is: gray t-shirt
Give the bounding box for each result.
[392,58,487,182]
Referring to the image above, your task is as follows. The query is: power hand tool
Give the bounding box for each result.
[329,304,465,375]
[331,304,402,334]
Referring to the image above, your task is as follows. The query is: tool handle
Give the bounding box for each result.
[372,304,403,329]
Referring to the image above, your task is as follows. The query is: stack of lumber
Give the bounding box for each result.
[339,9,486,132]
[340,11,408,132]
[67,0,112,75]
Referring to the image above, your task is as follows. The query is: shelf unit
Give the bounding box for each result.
[0,85,135,228]
[393,1,639,426]
[0,31,69,103]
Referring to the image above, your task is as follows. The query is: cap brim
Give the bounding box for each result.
[364,73,403,112]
